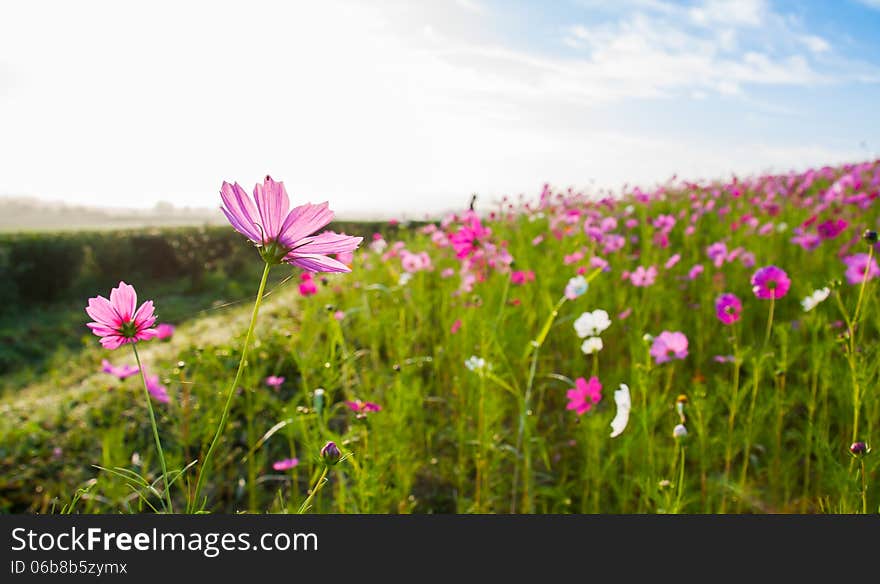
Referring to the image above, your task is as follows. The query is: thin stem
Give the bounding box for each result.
[762,296,776,350]
[132,343,174,513]
[511,295,567,514]
[860,459,867,515]
[189,261,272,513]
[849,246,874,444]
[674,443,686,513]
[852,246,874,333]
[737,357,761,511]
[298,466,330,514]
[720,325,740,513]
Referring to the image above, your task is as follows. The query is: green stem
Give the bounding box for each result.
[720,325,740,513]
[298,466,330,514]
[674,443,686,513]
[852,246,874,333]
[132,343,174,513]
[849,246,874,444]
[762,296,775,350]
[737,358,761,511]
[860,459,867,515]
[189,261,272,513]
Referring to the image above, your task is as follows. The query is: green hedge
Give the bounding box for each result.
[0,220,402,316]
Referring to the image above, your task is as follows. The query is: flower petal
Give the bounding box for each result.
[109,281,137,322]
[253,176,290,241]
[286,253,352,273]
[277,202,334,248]
[220,181,262,242]
[85,295,119,327]
[290,232,363,256]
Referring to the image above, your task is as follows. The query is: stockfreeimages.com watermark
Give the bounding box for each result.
[11,527,317,558]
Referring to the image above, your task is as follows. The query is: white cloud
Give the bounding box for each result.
[800,34,831,53]
[689,0,766,27]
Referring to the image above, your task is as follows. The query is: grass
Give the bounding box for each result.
[0,160,878,514]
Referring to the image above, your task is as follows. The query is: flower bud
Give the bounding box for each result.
[849,441,869,457]
[863,229,878,244]
[673,424,688,440]
[320,441,341,465]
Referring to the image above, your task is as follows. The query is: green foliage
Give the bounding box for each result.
[0,192,876,514]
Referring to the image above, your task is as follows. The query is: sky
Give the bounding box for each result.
[1,0,879,218]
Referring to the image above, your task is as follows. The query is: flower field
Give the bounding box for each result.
[1,161,879,514]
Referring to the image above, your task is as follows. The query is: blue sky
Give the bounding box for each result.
[1,0,879,217]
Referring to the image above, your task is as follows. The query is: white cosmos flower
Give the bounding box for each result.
[564,275,589,300]
[398,272,413,286]
[573,309,611,338]
[610,384,631,438]
[581,336,604,355]
[464,356,488,372]
[801,287,830,312]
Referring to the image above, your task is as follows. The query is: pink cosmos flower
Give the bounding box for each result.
[334,310,346,321]
[450,319,462,335]
[298,273,318,296]
[564,251,585,265]
[441,267,456,278]
[650,331,689,364]
[618,307,633,320]
[664,254,681,269]
[101,359,140,380]
[843,253,880,285]
[566,376,602,416]
[510,270,535,285]
[85,281,158,350]
[630,265,658,287]
[590,256,610,272]
[791,230,821,251]
[706,242,728,267]
[401,250,433,273]
[272,458,299,471]
[155,323,175,340]
[715,293,743,325]
[220,175,363,272]
[602,234,626,254]
[450,212,490,258]
[687,264,704,280]
[265,376,285,389]
[346,400,381,419]
[751,265,791,299]
[144,372,170,404]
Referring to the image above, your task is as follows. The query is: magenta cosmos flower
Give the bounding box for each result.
[220,175,363,271]
[155,323,175,340]
[843,253,879,285]
[566,376,602,416]
[347,400,382,419]
[144,371,170,404]
[101,359,139,380]
[272,458,299,471]
[265,376,285,389]
[85,281,158,350]
[715,293,743,325]
[298,272,318,296]
[650,331,689,364]
[751,265,790,299]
